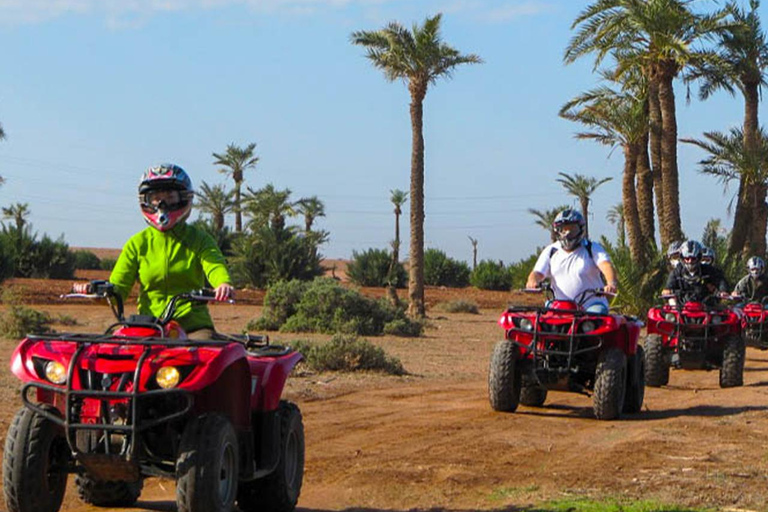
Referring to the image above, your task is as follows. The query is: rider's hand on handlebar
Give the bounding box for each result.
[718,291,731,299]
[525,277,540,289]
[214,283,234,302]
[603,282,618,295]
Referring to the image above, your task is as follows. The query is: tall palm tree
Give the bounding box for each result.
[242,184,296,233]
[683,127,768,257]
[195,181,235,232]
[688,0,768,257]
[565,0,726,246]
[559,80,649,263]
[352,13,482,318]
[296,196,325,233]
[556,172,613,238]
[468,236,478,270]
[607,202,626,246]
[528,205,570,243]
[386,189,408,305]
[212,142,259,233]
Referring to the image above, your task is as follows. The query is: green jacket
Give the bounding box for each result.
[109,223,231,332]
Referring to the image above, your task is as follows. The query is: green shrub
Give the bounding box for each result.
[600,236,667,317]
[100,258,117,271]
[252,278,419,337]
[0,240,13,283]
[470,260,512,291]
[507,251,541,290]
[297,333,405,374]
[0,305,54,339]
[73,250,102,270]
[347,248,407,288]
[424,248,471,287]
[435,299,480,314]
[248,279,309,331]
[382,318,424,337]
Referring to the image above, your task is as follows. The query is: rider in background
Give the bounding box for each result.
[525,208,618,314]
[662,240,729,305]
[666,240,683,270]
[73,164,233,339]
[733,256,768,303]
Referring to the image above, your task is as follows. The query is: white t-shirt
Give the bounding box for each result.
[532,239,611,308]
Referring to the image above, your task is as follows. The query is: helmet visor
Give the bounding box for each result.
[140,190,185,212]
[555,223,580,238]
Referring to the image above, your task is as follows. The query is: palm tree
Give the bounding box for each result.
[687,0,768,257]
[212,142,259,233]
[296,196,325,233]
[2,203,29,232]
[0,122,5,187]
[386,189,408,306]
[528,205,570,243]
[556,172,613,238]
[683,127,768,256]
[607,202,626,246]
[468,236,478,270]
[195,181,235,232]
[565,0,727,246]
[352,13,482,318]
[559,80,650,263]
[242,184,296,233]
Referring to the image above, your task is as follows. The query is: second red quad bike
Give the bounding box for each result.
[644,292,745,388]
[2,281,304,512]
[488,284,645,420]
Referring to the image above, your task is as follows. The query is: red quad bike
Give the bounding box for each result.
[644,292,745,388]
[488,285,645,420]
[2,281,305,512]
[738,297,768,350]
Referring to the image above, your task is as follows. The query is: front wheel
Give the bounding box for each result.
[623,345,645,414]
[176,414,239,512]
[75,473,143,507]
[720,335,745,388]
[593,348,627,421]
[3,407,69,512]
[644,334,669,387]
[488,340,522,412]
[237,401,305,512]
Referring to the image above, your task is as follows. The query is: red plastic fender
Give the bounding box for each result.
[248,351,303,412]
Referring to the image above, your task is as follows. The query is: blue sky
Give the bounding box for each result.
[0,0,763,264]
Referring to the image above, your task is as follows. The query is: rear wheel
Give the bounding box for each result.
[237,401,304,512]
[75,474,142,507]
[3,406,69,512]
[176,414,239,512]
[720,335,745,388]
[593,348,627,421]
[488,340,521,412]
[644,334,669,387]
[623,345,645,414]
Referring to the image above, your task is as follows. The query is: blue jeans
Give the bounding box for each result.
[585,303,609,314]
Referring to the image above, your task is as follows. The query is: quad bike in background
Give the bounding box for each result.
[644,291,745,388]
[738,297,768,350]
[488,283,645,420]
[2,281,304,512]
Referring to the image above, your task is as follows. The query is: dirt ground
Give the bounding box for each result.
[1,278,768,512]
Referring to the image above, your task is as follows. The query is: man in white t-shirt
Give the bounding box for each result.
[525,209,618,313]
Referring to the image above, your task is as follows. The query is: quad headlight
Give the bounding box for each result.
[664,313,677,323]
[518,318,534,332]
[711,315,722,324]
[156,366,181,389]
[44,361,67,385]
[580,320,598,333]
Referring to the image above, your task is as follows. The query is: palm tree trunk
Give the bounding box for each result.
[580,198,590,238]
[408,85,427,318]
[658,68,683,243]
[387,211,402,307]
[636,131,655,246]
[235,184,242,233]
[649,77,665,247]
[623,144,645,265]
[729,181,751,256]
[745,83,763,256]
